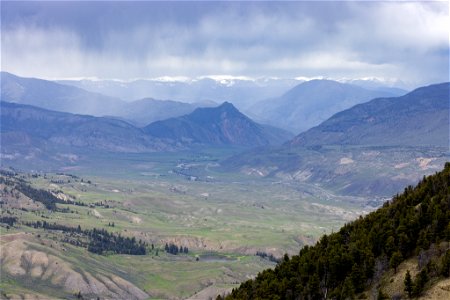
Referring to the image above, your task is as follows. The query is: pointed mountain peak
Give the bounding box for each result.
[218,101,238,111]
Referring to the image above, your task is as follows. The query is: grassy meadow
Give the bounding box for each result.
[1,148,371,298]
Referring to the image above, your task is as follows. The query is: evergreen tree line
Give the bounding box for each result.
[165,243,189,255]
[226,163,450,299]
[14,180,87,210]
[0,216,18,226]
[256,251,281,263]
[24,221,147,255]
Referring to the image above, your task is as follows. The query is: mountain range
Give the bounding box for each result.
[0,72,214,127]
[224,83,449,196]
[58,76,301,109]
[250,79,406,133]
[2,72,410,135]
[1,100,292,164]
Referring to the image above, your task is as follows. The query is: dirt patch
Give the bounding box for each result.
[395,162,410,169]
[92,209,103,218]
[130,216,142,224]
[340,157,354,165]
[420,278,450,299]
[416,157,437,170]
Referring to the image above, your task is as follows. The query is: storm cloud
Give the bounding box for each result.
[1,1,448,87]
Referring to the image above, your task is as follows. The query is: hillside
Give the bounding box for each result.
[0,101,169,153]
[291,82,450,147]
[144,102,293,147]
[0,72,125,116]
[1,72,218,127]
[225,163,450,299]
[118,98,215,127]
[250,80,404,133]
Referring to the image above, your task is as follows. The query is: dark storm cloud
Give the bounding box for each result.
[1,1,448,87]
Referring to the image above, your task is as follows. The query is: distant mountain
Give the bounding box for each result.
[119,98,216,127]
[58,77,300,110]
[1,72,216,127]
[291,82,449,147]
[144,102,293,147]
[1,102,169,153]
[1,72,125,116]
[343,78,409,93]
[251,79,405,133]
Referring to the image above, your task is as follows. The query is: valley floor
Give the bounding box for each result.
[0,151,371,299]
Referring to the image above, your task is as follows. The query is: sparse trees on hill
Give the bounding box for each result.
[24,221,146,255]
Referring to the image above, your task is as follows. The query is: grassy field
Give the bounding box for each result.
[1,148,372,299]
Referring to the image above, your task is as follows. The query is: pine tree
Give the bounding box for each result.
[390,251,403,273]
[404,270,413,298]
[341,276,355,300]
[441,250,450,277]
[412,269,428,296]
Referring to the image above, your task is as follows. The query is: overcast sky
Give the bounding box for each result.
[1,1,449,87]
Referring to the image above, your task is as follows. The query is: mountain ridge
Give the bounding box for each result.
[1,72,125,117]
[0,72,217,128]
[144,102,293,147]
[290,82,449,147]
[250,79,406,133]
[0,101,170,153]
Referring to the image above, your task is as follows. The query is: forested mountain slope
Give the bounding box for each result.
[226,163,450,299]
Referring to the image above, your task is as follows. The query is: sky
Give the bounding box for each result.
[1,1,449,87]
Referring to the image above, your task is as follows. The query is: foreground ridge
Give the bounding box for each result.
[225,163,450,299]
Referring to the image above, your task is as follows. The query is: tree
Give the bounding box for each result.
[390,251,403,273]
[341,276,355,300]
[412,269,428,296]
[441,250,450,277]
[404,270,413,298]
[377,289,388,300]
[76,291,82,299]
